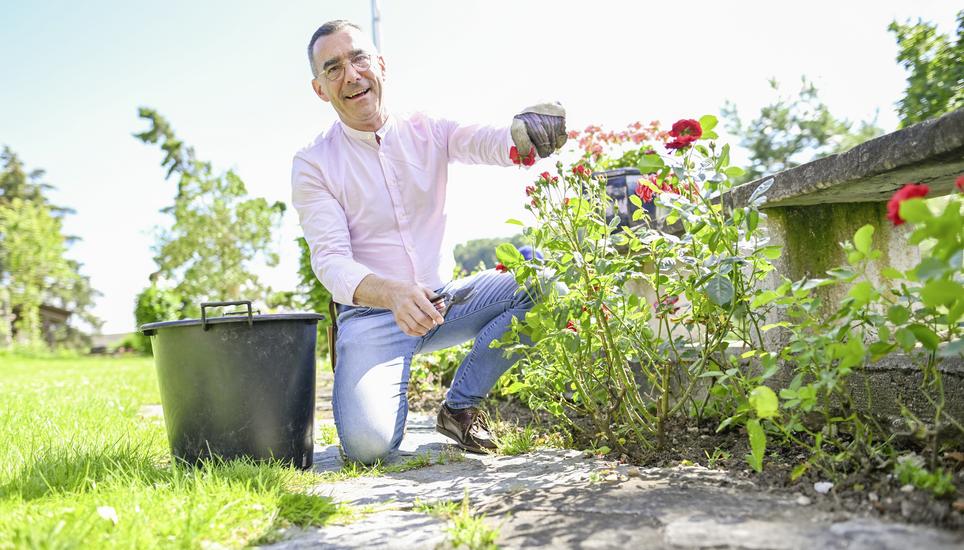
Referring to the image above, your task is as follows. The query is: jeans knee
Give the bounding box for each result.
[339,424,396,465]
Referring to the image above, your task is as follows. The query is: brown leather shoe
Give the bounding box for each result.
[436,404,497,454]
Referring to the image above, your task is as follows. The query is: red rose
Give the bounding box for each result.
[509,146,536,166]
[652,295,680,314]
[886,183,930,226]
[525,185,536,196]
[956,174,964,193]
[495,262,508,273]
[540,171,552,182]
[573,164,589,177]
[522,147,536,166]
[635,181,653,203]
[670,119,702,140]
[565,320,578,332]
[563,197,570,206]
[665,138,691,150]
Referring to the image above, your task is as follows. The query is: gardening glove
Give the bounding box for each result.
[511,102,567,160]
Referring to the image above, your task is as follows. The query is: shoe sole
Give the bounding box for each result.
[435,424,491,454]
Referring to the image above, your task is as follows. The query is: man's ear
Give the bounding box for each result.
[311,78,331,102]
[377,55,386,80]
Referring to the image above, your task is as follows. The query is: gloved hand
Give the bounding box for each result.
[511,102,567,160]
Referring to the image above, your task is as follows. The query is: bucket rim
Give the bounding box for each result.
[141,312,324,333]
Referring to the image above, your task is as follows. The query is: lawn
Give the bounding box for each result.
[0,353,350,549]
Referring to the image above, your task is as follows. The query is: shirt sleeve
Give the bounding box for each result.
[434,118,516,166]
[291,155,374,306]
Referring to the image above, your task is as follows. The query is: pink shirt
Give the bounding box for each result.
[291,112,514,305]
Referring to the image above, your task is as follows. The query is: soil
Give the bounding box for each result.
[408,389,964,530]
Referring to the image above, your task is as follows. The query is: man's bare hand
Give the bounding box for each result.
[387,284,445,336]
[351,275,446,337]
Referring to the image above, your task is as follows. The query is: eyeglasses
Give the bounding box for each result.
[321,54,372,81]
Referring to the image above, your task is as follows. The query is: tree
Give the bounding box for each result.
[133,108,286,319]
[722,77,883,183]
[0,148,100,349]
[889,10,964,127]
[0,199,74,346]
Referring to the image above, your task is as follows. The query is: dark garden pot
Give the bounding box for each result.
[140,301,323,469]
[592,167,656,228]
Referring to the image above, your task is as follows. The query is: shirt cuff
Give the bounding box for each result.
[325,261,375,306]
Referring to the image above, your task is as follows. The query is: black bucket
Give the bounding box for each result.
[140,301,324,469]
[591,167,656,228]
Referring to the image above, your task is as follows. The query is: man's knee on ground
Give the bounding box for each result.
[338,422,397,465]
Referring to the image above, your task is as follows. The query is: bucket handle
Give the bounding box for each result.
[201,300,253,330]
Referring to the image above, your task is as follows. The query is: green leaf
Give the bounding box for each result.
[751,290,781,308]
[502,381,525,394]
[947,300,964,325]
[629,194,642,208]
[887,305,911,325]
[908,324,940,351]
[898,198,930,223]
[704,276,735,306]
[853,224,874,255]
[914,257,947,280]
[636,154,665,171]
[724,166,745,178]
[717,144,731,170]
[699,114,718,132]
[848,281,876,306]
[747,209,760,233]
[746,419,766,473]
[760,322,791,332]
[895,327,916,351]
[495,243,525,266]
[749,386,779,419]
[754,245,782,259]
[790,462,810,481]
[504,218,524,226]
[881,266,904,280]
[920,279,961,308]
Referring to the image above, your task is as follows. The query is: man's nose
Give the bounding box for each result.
[343,62,364,82]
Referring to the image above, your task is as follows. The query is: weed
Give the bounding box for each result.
[494,423,540,456]
[895,455,956,497]
[704,447,731,470]
[317,424,338,446]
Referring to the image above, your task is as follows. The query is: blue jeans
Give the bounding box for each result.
[332,269,535,464]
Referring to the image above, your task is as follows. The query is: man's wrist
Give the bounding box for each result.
[351,274,401,309]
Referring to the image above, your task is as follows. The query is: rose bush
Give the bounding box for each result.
[492,113,963,483]
[492,115,786,454]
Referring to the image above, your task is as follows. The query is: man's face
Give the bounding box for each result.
[310,28,386,131]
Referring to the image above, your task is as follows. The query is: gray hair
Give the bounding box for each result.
[307,20,364,77]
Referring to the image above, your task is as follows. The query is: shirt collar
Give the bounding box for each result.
[340,115,393,145]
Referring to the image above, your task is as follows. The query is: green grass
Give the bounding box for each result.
[414,491,500,550]
[0,353,355,549]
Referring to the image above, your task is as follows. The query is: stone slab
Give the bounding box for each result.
[265,511,447,550]
[726,108,964,208]
[270,416,964,550]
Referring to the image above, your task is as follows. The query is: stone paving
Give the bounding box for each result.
[262,413,964,550]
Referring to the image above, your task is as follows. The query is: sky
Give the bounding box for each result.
[1,0,959,334]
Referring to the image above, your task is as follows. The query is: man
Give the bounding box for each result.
[291,20,566,465]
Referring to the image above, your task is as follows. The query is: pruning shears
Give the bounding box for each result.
[430,285,475,317]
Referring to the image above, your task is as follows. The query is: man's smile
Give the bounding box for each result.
[344,88,371,100]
